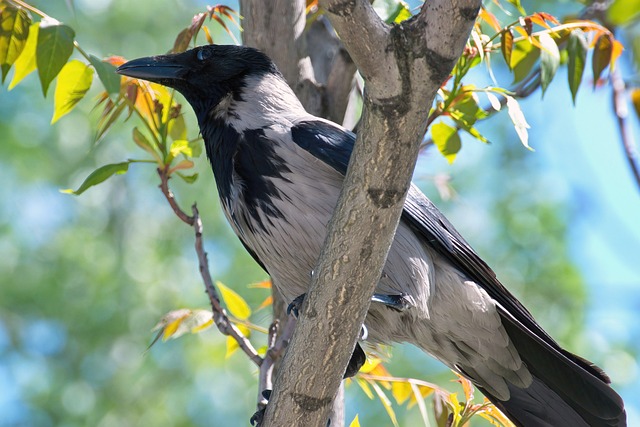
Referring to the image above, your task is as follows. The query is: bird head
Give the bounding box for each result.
[116,45,282,124]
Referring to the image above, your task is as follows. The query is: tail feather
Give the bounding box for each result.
[477,315,627,427]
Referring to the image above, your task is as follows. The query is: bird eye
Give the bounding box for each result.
[197,49,211,61]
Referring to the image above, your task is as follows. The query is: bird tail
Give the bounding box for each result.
[477,314,626,427]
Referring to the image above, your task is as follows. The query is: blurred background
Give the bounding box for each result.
[0,0,638,426]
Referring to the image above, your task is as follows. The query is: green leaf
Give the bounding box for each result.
[592,34,612,88]
[567,29,588,104]
[132,127,161,162]
[52,59,93,123]
[0,5,31,82]
[386,1,412,24]
[88,54,120,94]
[8,22,37,89]
[176,172,198,184]
[169,113,187,140]
[608,0,640,25]
[511,39,540,83]
[505,95,532,150]
[501,29,513,70]
[431,122,462,164]
[169,139,193,158]
[216,281,251,320]
[36,17,75,96]
[61,161,130,195]
[538,33,560,96]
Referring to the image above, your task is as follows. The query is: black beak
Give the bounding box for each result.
[116,54,187,85]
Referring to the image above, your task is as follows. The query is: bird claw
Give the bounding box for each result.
[372,293,415,312]
[250,389,272,426]
[287,293,306,318]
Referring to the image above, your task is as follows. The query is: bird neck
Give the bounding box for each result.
[214,72,309,132]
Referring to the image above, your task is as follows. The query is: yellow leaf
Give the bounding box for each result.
[9,22,38,89]
[356,378,374,400]
[225,324,250,358]
[151,309,213,342]
[391,381,412,405]
[358,357,380,374]
[371,381,399,427]
[348,415,360,427]
[52,60,94,123]
[216,281,251,320]
[169,139,192,158]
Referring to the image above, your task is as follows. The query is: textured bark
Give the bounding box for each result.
[259,1,482,426]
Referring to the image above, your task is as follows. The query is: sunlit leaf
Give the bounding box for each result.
[8,22,37,89]
[88,54,120,94]
[61,161,130,195]
[505,95,531,150]
[631,89,640,123]
[407,384,435,408]
[538,33,559,96]
[592,34,612,88]
[371,382,399,427]
[151,309,213,343]
[0,5,31,82]
[431,122,462,164]
[216,281,251,320]
[348,415,360,427]
[486,92,501,111]
[248,280,272,289]
[359,357,381,374]
[409,382,430,426]
[356,378,374,399]
[610,39,624,71]
[567,29,587,104]
[391,381,412,405]
[456,372,474,401]
[52,60,93,123]
[253,295,271,311]
[36,17,75,96]
[386,1,412,24]
[607,0,640,25]
[479,8,501,32]
[501,29,513,70]
[510,39,539,83]
[226,324,250,358]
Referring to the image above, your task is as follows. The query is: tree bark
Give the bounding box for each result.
[259,1,481,426]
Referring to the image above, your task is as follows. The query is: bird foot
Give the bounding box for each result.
[250,389,271,426]
[371,293,415,312]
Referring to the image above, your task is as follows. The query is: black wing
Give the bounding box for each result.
[291,118,607,378]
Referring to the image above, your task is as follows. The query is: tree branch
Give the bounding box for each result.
[611,66,640,191]
[262,1,481,425]
[157,166,262,367]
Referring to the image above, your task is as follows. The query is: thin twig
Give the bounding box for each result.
[191,204,263,367]
[158,167,195,225]
[610,68,640,191]
[157,166,262,366]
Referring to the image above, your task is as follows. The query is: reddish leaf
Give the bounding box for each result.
[501,29,513,69]
[479,7,501,32]
[592,34,613,88]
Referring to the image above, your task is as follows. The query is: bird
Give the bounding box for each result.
[117,44,626,427]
